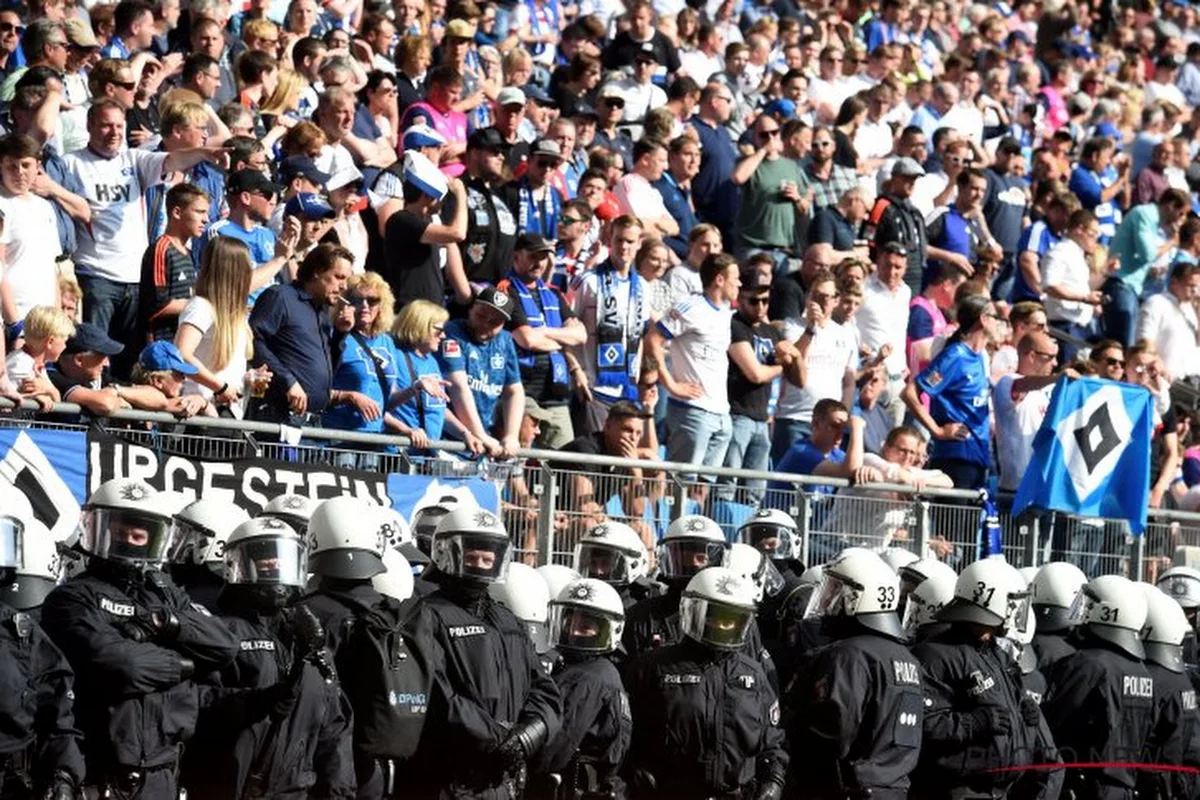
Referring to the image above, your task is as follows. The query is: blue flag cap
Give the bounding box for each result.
[1013,377,1155,534]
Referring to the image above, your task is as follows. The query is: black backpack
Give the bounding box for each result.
[334,595,435,760]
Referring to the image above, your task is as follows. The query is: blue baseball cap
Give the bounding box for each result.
[403,123,447,150]
[138,341,199,375]
[284,192,336,220]
[1093,121,1122,148]
[763,98,797,119]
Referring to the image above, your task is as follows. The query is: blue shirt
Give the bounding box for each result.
[249,282,335,415]
[99,36,130,60]
[436,318,521,433]
[909,105,943,150]
[1068,165,1120,242]
[916,340,991,466]
[1110,202,1165,297]
[688,115,740,240]
[391,347,447,441]
[41,144,83,256]
[195,219,278,305]
[766,440,845,507]
[323,331,400,433]
[145,161,225,242]
[1012,220,1060,302]
[653,172,698,259]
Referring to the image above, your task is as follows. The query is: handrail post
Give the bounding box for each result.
[1022,511,1039,569]
[670,474,687,523]
[796,485,811,567]
[914,497,932,558]
[1131,527,1145,583]
[535,464,557,567]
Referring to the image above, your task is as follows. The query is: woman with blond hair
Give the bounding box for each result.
[175,237,262,418]
[324,271,401,435]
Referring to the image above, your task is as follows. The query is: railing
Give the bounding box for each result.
[0,399,1188,578]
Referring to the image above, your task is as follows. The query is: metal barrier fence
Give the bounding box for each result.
[0,399,1187,578]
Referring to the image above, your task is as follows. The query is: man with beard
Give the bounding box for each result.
[457,128,518,285]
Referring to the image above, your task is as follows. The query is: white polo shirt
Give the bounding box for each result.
[0,191,61,317]
[856,274,911,382]
[656,294,734,414]
[1042,238,1095,326]
[776,316,856,422]
[993,374,1054,491]
[1136,291,1200,379]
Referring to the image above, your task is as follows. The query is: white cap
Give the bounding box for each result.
[403,123,448,150]
[403,150,448,202]
[326,164,364,193]
[497,86,527,107]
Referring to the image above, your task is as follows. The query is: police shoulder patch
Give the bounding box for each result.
[769,700,780,726]
[619,691,631,720]
[190,602,212,617]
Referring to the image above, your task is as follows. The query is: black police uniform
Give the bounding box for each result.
[786,627,924,799]
[408,578,563,798]
[1031,629,1077,674]
[532,655,632,799]
[623,638,788,799]
[0,602,84,799]
[1042,632,1160,799]
[910,627,1042,799]
[615,577,665,611]
[1140,660,1200,800]
[169,562,224,613]
[185,591,357,799]
[40,564,240,798]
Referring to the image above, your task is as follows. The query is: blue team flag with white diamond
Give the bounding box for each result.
[1013,377,1155,534]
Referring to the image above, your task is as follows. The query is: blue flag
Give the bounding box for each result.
[1013,377,1154,533]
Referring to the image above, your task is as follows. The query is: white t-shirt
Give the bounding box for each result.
[64,147,170,282]
[665,264,702,298]
[679,49,723,84]
[656,294,734,414]
[776,317,856,422]
[178,296,249,418]
[1042,238,1095,326]
[1136,291,1200,379]
[5,349,38,381]
[856,275,911,381]
[613,173,670,223]
[572,268,651,404]
[993,373,1053,491]
[0,192,61,318]
[808,76,856,119]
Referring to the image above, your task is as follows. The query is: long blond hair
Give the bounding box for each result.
[260,69,305,117]
[194,237,253,371]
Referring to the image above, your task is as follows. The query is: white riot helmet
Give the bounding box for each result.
[489,562,551,651]
[657,515,727,582]
[898,558,957,594]
[737,508,799,561]
[938,559,1030,635]
[372,548,415,601]
[261,494,318,536]
[573,522,649,585]
[1157,566,1200,612]
[366,504,426,567]
[431,507,512,585]
[537,565,581,600]
[80,479,178,568]
[901,566,956,639]
[1070,574,1148,659]
[173,498,251,573]
[728,543,785,603]
[0,483,31,573]
[1019,566,1038,585]
[679,567,758,650]
[0,510,59,610]
[223,517,307,587]
[306,496,387,580]
[550,579,625,654]
[791,564,825,614]
[412,495,474,555]
[1030,562,1089,633]
[1142,584,1190,673]
[881,547,920,574]
[805,547,903,638]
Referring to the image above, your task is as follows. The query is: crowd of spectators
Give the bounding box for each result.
[4,0,1200,538]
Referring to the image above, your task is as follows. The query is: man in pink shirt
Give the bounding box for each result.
[613,137,678,239]
[401,65,469,177]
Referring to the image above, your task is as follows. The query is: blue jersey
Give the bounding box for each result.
[916,340,991,466]
[1068,165,1120,243]
[323,332,400,433]
[391,347,447,441]
[766,441,845,508]
[1011,220,1060,303]
[436,319,520,432]
[195,220,278,306]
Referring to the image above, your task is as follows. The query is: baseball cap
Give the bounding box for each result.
[468,127,505,151]
[64,323,123,356]
[892,157,925,178]
[227,169,285,197]
[403,150,449,202]
[609,400,651,419]
[570,102,598,120]
[762,98,797,119]
[284,192,336,220]
[497,86,527,107]
[523,84,555,107]
[64,19,100,48]
[139,341,199,376]
[444,18,475,39]
[1093,121,1122,147]
[634,42,659,62]
[327,165,364,193]
[473,286,512,320]
[403,123,447,150]
[279,155,332,187]
[515,232,555,253]
[598,84,625,101]
[524,397,559,424]
[530,139,563,160]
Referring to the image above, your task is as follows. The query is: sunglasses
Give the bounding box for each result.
[432,324,446,335]
[534,157,560,168]
[743,296,770,305]
[0,22,24,35]
[347,295,382,307]
[603,98,625,107]
[560,216,583,225]
[759,128,781,138]
[113,80,137,91]
[1105,356,1126,368]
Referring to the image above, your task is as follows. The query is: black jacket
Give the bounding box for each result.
[1140,660,1200,800]
[1032,630,1077,674]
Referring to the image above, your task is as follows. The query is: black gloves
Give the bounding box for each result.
[1019,696,1042,727]
[122,608,180,643]
[755,779,784,800]
[495,715,549,770]
[177,657,195,681]
[265,673,304,721]
[287,605,325,657]
[971,706,1012,738]
[42,771,77,800]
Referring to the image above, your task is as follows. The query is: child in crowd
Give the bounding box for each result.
[5,304,74,406]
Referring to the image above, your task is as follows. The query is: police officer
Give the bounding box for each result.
[408,507,563,798]
[261,493,319,537]
[910,559,1052,799]
[573,522,662,609]
[1139,583,1200,800]
[1042,575,1158,799]
[899,563,955,643]
[187,517,356,798]
[40,478,241,799]
[1157,565,1200,672]
[533,579,631,799]
[623,567,788,800]
[373,548,416,602]
[412,495,473,557]
[897,557,958,617]
[786,548,924,799]
[1029,561,1088,672]
[0,488,63,616]
[490,562,559,676]
[738,510,804,678]
[170,497,250,612]
[0,498,83,800]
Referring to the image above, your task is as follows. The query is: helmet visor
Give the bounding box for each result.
[83,508,176,565]
[0,516,23,570]
[1066,585,1092,627]
[741,523,795,560]
[757,556,786,599]
[576,543,630,584]
[900,593,924,638]
[681,596,754,649]
[443,532,511,583]
[804,573,857,620]
[660,538,726,579]
[1007,591,1033,636]
[413,508,450,552]
[226,537,308,586]
[549,604,621,652]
